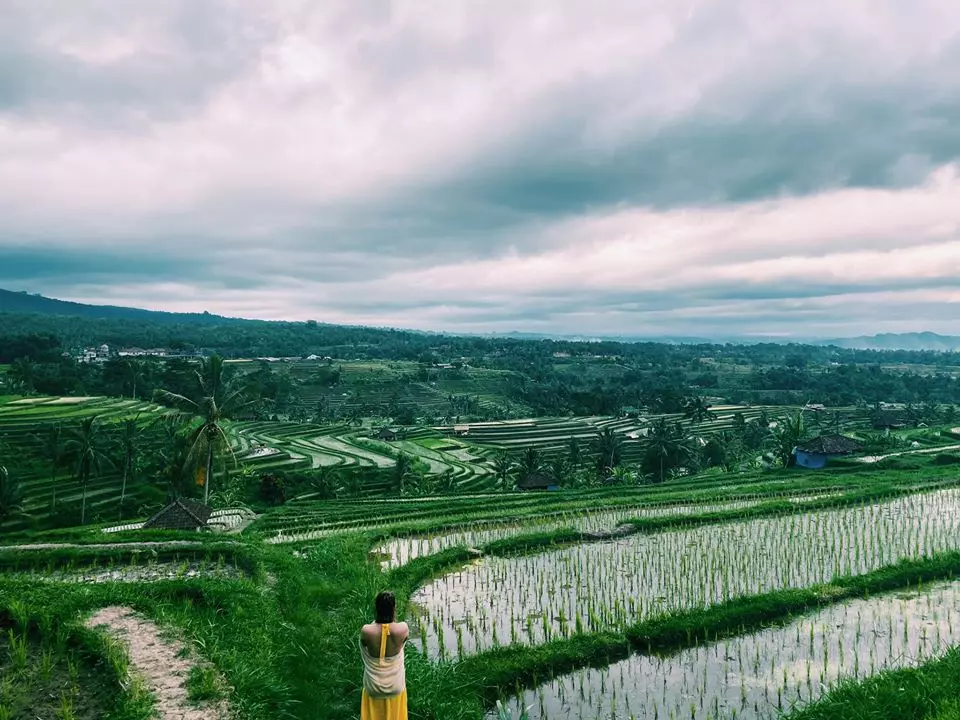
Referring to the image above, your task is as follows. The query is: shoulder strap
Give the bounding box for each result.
[379,623,390,663]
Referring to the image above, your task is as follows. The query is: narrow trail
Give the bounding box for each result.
[86,606,229,720]
[857,443,960,463]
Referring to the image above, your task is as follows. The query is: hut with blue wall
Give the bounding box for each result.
[794,434,864,469]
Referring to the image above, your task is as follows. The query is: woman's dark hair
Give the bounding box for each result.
[375,591,396,623]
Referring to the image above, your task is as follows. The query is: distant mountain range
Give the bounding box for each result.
[815,332,960,352]
[0,288,237,325]
[2,288,960,351]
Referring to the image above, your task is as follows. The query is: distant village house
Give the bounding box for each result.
[793,434,864,469]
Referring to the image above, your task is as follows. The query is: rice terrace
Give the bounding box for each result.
[5,2,960,718]
[7,309,960,720]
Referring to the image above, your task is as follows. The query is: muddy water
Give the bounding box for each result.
[412,489,960,659]
[490,580,960,720]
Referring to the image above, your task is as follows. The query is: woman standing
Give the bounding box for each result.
[359,591,409,720]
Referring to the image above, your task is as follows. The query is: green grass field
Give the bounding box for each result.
[7,396,960,719]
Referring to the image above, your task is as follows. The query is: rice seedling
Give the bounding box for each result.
[414,489,960,658]
[57,693,77,720]
[375,500,763,569]
[6,630,27,671]
[493,580,960,719]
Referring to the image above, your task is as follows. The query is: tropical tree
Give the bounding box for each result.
[683,396,712,425]
[609,465,634,485]
[149,423,192,500]
[591,427,623,478]
[769,411,807,468]
[0,465,24,532]
[127,359,147,400]
[8,357,36,394]
[702,431,741,472]
[392,452,413,496]
[547,455,571,488]
[642,420,695,483]
[342,470,364,499]
[436,470,458,494]
[64,416,113,524]
[310,466,340,500]
[492,451,515,492]
[37,422,64,509]
[155,354,250,505]
[413,470,437,497]
[114,415,142,511]
[566,436,582,467]
[517,447,542,483]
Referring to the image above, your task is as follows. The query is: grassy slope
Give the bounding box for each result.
[9,454,960,718]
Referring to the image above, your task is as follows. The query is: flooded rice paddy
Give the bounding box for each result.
[377,499,771,569]
[412,489,960,659]
[490,579,960,720]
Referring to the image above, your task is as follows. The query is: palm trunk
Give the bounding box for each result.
[81,477,87,525]
[120,457,128,509]
[50,464,57,509]
[204,443,214,505]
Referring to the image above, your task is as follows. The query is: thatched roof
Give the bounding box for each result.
[796,434,863,456]
[517,472,555,490]
[142,498,212,531]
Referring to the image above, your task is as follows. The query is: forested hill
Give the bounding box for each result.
[819,332,960,352]
[0,287,234,325]
[3,287,960,368]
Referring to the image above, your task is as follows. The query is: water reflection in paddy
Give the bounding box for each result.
[491,580,960,720]
[412,489,960,659]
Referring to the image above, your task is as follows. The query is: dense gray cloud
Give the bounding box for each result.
[2,0,960,338]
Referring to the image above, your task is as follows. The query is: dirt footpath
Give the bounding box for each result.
[86,606,229,720]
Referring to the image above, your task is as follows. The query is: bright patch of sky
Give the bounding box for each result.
[2,1,960,338]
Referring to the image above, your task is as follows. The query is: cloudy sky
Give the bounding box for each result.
[2,1,960,339]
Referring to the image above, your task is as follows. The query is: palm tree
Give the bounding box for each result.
[548,455,571,487]
[437,470,458,494]
[643,422,695,483]
[9,357,36,394]
[703,431,741,472]
[566,436,582,467]
[517,447,542,483]
[126,360,147,400]
[770,411,807,468]
[492,451,515,492]
[37,422,64,509]
[115,415,142,511]
[152,422,192,500]
[64,416,113,524]
[683,396,712,425]
[591,427,623,477]
[342,470,363,498]
[155,355,250,505]
[0,465,24,532]
[392,452,413,496]
[310,466,340,500]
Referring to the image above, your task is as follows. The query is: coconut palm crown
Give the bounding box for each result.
[155,354,250,504]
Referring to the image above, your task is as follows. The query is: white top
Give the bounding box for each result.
[360,624,406,698]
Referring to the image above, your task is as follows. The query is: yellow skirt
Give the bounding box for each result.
[360,689,407,720]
